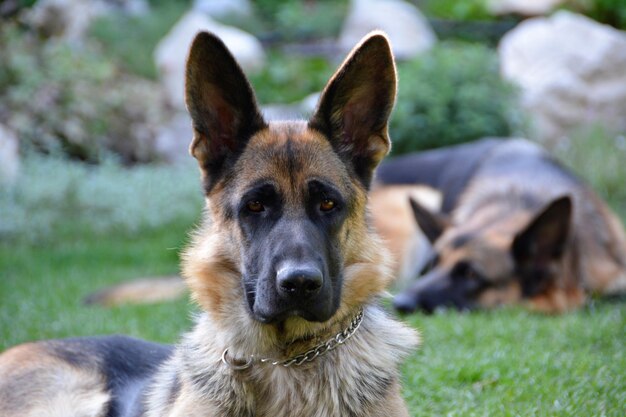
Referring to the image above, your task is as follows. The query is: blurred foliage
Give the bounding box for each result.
[248,50,333,103]
[415,0,493,21]
[89,0,190,79]
[251,0,349,39]
[554,127,626,218]
[261,0,348,39]
[389,42,522,154]
[0,153,202,243]
[567,0,626,29]
[0,24,167,163]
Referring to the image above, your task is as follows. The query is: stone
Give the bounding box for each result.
[487,0,566,16]
[154,11,265,109]
[499,11,626,144]
[338,0,436,59]
[0,124,19,187]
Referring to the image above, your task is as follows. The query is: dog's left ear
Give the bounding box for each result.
[309,31,396,188]
[512,196,572,266]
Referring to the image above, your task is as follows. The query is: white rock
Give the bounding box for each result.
[339,0,436,59]
[0,125,19,187]
[154,11,265,109]
[499,11,626,143]
[193,0,252,18]
[487,0,566,16]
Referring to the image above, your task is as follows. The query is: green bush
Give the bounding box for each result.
[389,42,522,154]
[0,24,167,163]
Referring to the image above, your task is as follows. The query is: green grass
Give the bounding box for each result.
[403,305,625,416]
[0,220,196,346]
[1,134,625,415]
[1,217,624,416]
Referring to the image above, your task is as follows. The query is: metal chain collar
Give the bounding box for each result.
[221,308,364,370]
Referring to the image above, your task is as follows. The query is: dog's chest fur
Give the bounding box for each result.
[249,357,393,417]
[146,306,417,417]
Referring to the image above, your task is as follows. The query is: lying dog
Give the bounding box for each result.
[378,138,626,314]
[0,32,418,416]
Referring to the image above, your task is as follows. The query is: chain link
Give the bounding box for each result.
[222,308,364,370]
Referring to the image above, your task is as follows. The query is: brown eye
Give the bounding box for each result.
[246,200,265,213]
[320,199,335,212]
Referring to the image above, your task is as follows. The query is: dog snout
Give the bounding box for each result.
[276,263,323,299]
[392,293,418,314]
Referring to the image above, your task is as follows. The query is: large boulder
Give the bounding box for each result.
[487,0,566,16]
[154,11,265,110]
[0,124,19,187]
[499,12,626,143]
[338,0,436,59]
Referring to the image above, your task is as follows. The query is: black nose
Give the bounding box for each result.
[276,264,323,299]
[393,292,418,314]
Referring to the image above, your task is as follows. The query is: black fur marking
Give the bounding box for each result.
[376,138,501,212]
[284,138,302,187]
[451,233,475,249]
[46,335,173,417]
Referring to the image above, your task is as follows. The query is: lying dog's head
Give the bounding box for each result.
[394,195,573,313]
[182,32,396,334]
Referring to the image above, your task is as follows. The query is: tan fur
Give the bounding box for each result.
[83,276,186,306]
[369,185,441,288]
[0,344,109,417]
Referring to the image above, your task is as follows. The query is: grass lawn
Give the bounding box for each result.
[1,216,624,416]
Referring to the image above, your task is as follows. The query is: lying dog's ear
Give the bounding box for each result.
[512,196,572,280]
[185,32,266,190]
[513,196,572,262]
[408,197,449,243]
[309,31,396,188]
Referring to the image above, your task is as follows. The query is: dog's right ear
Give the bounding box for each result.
[185,32,266,190]
[408,197,449,243]
[512,196,572,265]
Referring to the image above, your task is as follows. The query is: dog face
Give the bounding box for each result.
[228,127,353,323]
[183,32,396,326]
[394,196,572,313]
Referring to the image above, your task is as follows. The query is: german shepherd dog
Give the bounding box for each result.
[0,32,419,416]
[380,138,626,314]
